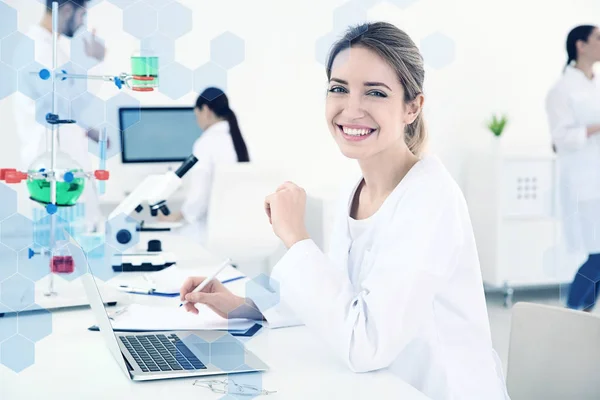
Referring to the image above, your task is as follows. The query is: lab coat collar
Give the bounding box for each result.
[345,155,429,213]
[203,120,230,136]
[342,154,432,248]
[564,65,598,85]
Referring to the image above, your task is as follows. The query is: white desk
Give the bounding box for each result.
[0,233,428,400]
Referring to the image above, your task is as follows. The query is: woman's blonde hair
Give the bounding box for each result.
[325,22,427,156]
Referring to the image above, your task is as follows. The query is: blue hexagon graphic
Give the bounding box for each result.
[245,274,280,313]
[18,247,50,282]
[87,122,120,160]
[0,62,17,100]
[388,0,418,8]
[159,62,193,100]
[0,315,17,342]
[0,183,17,221]
[1,335,34,373]
[332,2,367,32]
[32,215,72,250]
[85,242,121,282]
[140,33,175,68]
[223,369,268,399]
[105,214,139,253]
[193,62,227,97]
[106,91,140,129]
[70,29,106,70]
[209,334,246,371]
[180,333,210,364]
[158,2,192,39]
[210,32,245,70]
[0,2,18,40]
[1,274,35,312]
[1,32,35,70]
[315,31,340,66]
[56,61,88,101]
[0,244,18,282]
[107,0,140,8]
[420,32,456,69]
[1,214,34,252]
[18,307,52,343]
[18,61,53,101]
[35,93,71,127]
[144,0,175,9]
[123,2,158,39]
[71,92,106,130]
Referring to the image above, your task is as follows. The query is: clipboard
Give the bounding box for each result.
[87,323,263,337]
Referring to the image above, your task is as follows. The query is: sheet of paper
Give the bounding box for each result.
[111,265,245,294]
[147,265,244,293]
[109,303,255,332]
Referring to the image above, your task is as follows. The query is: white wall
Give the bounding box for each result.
[1,0,599,203]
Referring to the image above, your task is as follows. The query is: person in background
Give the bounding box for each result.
[159,87,250,244]
[15,0,107,226]
[546,25,600,312]
[180,22,509,399]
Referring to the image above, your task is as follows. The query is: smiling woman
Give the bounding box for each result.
[325,24,426,160]
[180,22,510,400]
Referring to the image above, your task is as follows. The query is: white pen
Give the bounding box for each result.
[179,258,232,307]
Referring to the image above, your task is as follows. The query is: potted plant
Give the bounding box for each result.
[487,113,508,137]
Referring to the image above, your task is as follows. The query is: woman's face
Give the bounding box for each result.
[580,28,600,62]
[194,105,209,130]
[325,46,420,160]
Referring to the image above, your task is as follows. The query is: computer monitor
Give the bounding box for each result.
[119,107,202,163]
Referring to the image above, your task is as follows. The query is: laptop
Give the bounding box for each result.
[81,270,269,381]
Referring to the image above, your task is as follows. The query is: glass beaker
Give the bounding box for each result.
[130,51,159,91]
[26,150,86,206]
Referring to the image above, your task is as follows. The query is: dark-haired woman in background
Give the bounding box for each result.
[160,87,250,243]
[546,25,600,311]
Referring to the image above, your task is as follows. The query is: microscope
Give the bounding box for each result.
[109,154,198,271]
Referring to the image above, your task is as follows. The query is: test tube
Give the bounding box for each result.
[99,127,107,195]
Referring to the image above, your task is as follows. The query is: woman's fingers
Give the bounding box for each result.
[179,276,207,301]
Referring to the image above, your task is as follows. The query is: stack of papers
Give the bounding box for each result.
[107,303,255,332]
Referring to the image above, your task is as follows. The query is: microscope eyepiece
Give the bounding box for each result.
[175,154,198,178]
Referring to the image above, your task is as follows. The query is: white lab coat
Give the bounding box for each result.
[179,120,237,243]
[14,25,101,226]
[253,155,509,400]
[546,66,600,254]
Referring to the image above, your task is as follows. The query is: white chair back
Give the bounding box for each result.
[507,302,600,399]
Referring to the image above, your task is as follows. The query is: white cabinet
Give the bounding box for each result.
[465,150,581,304]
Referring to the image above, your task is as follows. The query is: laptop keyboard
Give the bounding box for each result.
[119,333,207,373]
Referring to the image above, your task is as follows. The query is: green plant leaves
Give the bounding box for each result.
[487,113,508,137]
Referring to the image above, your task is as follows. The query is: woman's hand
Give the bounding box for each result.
[180,277,246,318]
[264,181,310,248]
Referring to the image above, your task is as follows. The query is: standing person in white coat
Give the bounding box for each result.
[180,23,509,399]
[15,0,106,226]
[159,87,250,244]
[546,25,600,311]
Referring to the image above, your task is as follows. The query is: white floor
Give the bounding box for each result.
[485,285,579,373]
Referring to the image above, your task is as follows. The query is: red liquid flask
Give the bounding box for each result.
[50,256,74,274]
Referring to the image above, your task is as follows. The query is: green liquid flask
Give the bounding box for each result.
[131,54,159,91]
[26,151,86,206]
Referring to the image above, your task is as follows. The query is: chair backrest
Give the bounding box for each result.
[506,302,600,400]
[205,163,324,271]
